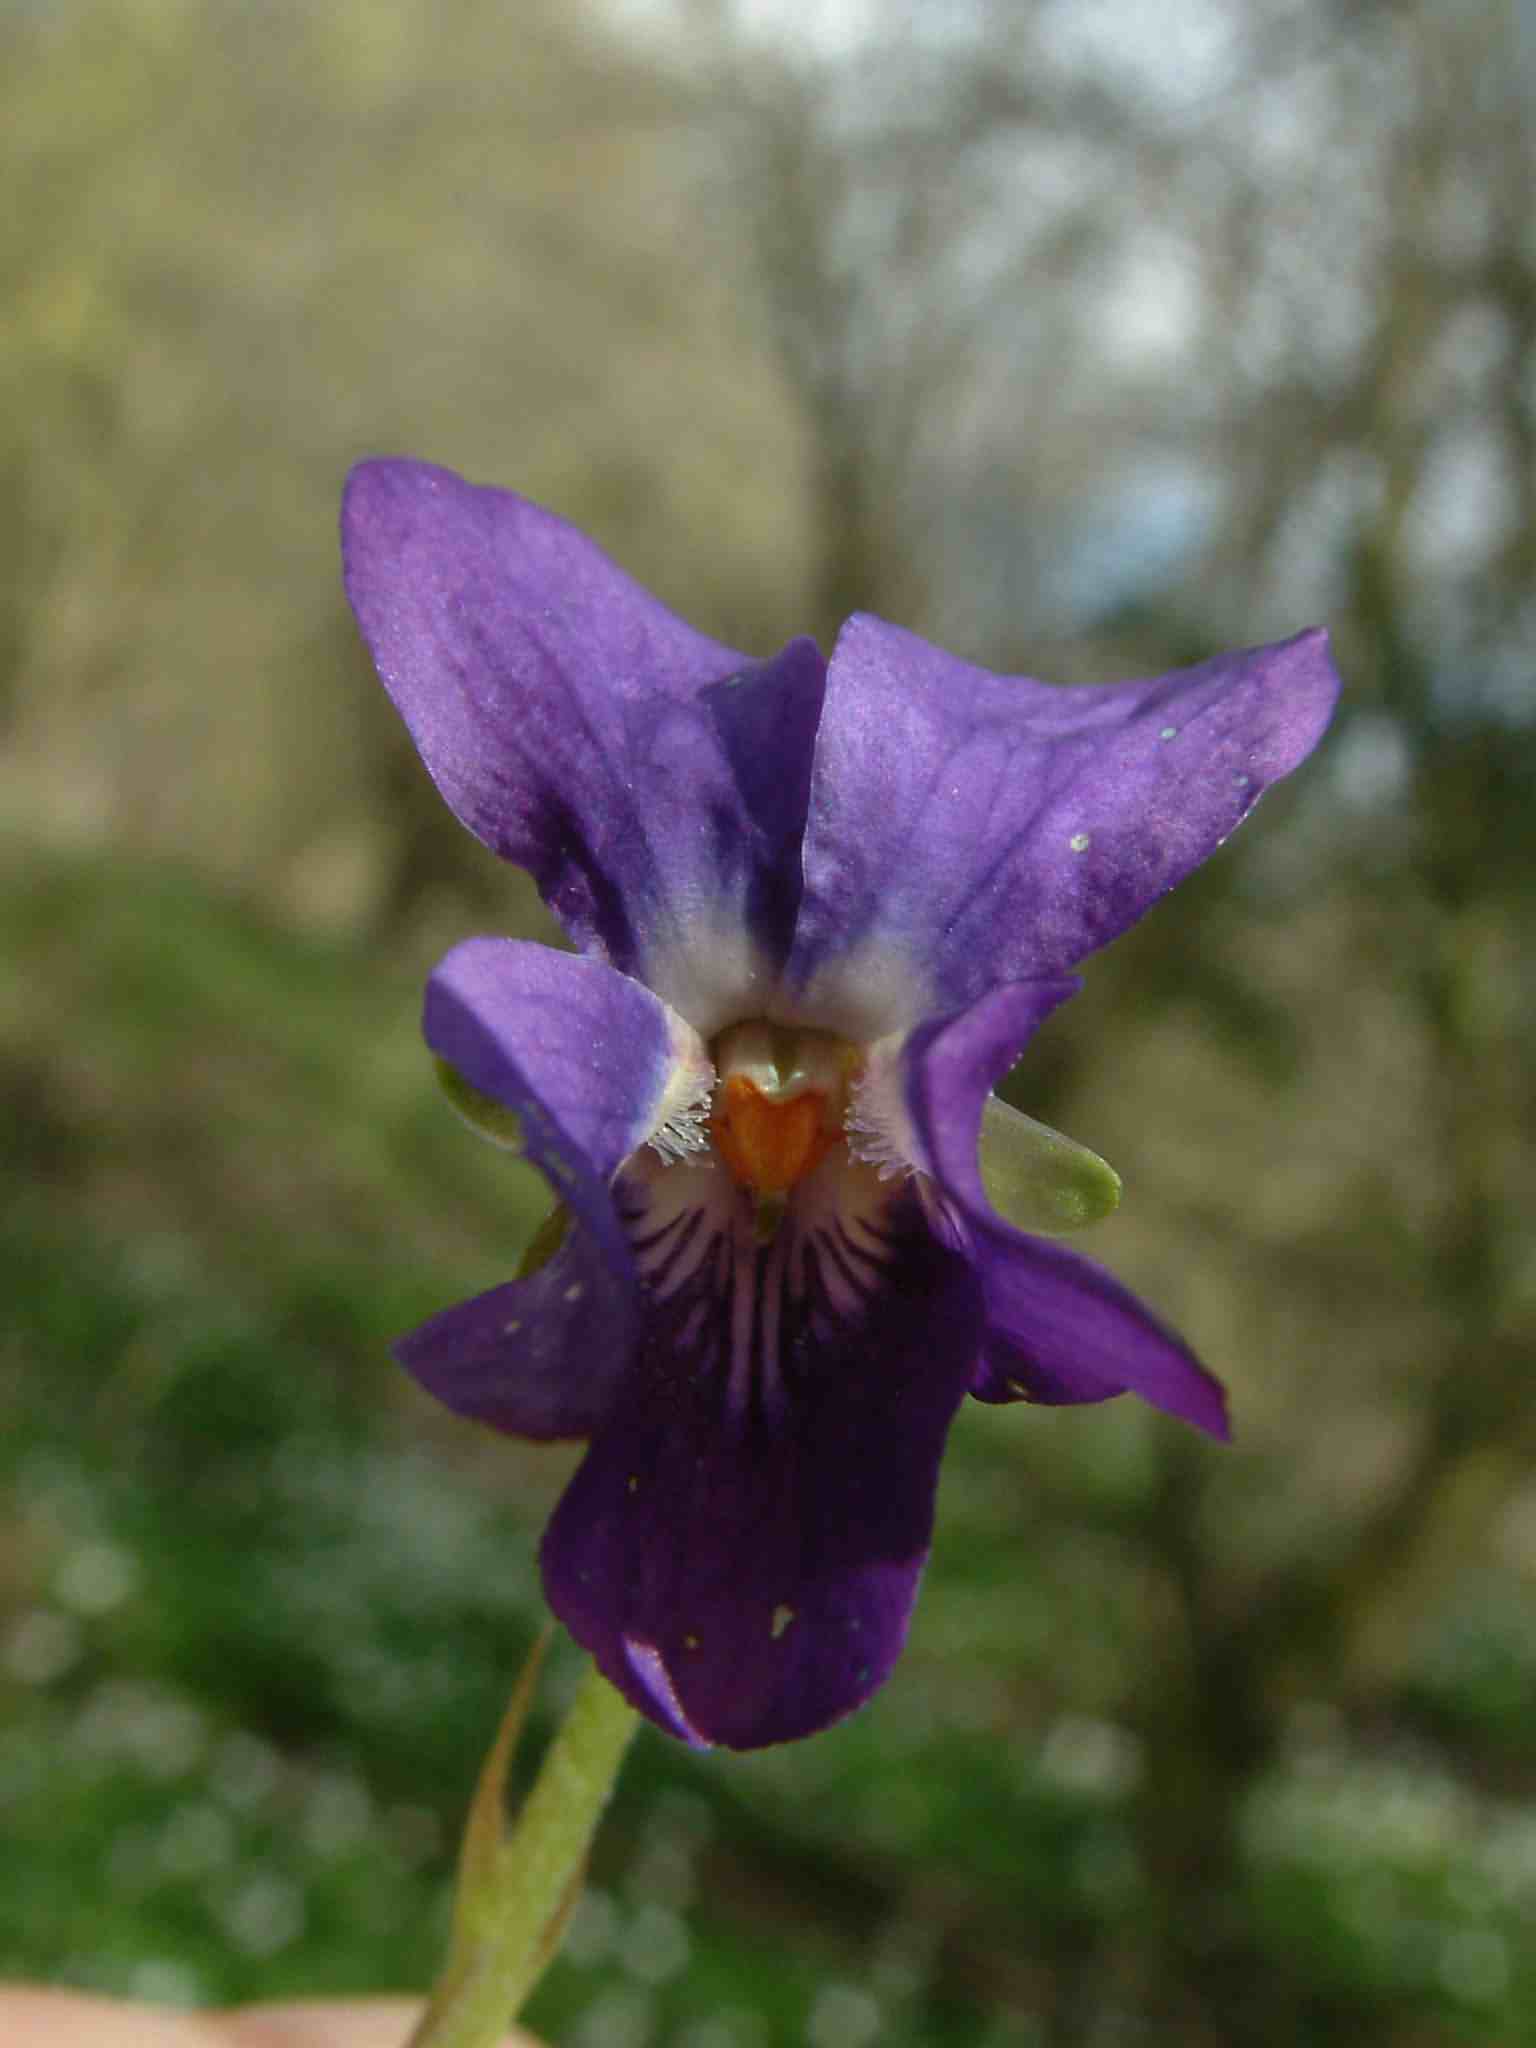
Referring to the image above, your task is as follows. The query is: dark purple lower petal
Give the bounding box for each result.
[541,1163,982,1748]
[968,1232,1227,1437]
[397,1224,634,1439]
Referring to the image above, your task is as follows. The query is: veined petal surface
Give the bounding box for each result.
[902,984,1228,1437]
[342,460,825,1026]
[541,1162,983,1748]
[788,617,1341,1031]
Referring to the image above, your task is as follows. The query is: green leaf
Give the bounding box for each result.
[977,1097,1121,1234]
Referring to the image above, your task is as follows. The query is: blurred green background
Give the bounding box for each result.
[3,1,1534,2043]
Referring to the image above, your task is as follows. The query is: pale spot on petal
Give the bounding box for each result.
[622,1639,712,1749]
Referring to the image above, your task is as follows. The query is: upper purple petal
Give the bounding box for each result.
[541,1170,982,1748]
[787,617,1341,1030]
[342,460,825,1025]
[902,984,1228,1438]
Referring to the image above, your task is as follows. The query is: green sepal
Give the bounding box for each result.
[517,1202,571,1278]
[435,1055,524,1150]
[977,1096,1121,1234]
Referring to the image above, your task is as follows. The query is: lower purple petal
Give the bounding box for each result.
[397,1225,634,1439]
[968,1232,1228,1438]
[541,1171,982,1748]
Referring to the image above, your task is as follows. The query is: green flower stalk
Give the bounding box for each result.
[409,1641,639,2048]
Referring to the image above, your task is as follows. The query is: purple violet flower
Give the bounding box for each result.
[342,458,1340,1750]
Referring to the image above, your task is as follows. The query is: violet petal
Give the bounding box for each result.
[342,459,825,1023]
[904,983,1229,1438]
[422,937,689,1278]
[541,1178,982,1747]
[396,938,700,1433]
[398,1226,632,1440]
[966,1236,1227,1439]
[789,617,1341,1029]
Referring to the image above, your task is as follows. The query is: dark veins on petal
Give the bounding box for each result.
[541,1166,983,1749]
[533,785,638,973]
[700,652,826,964]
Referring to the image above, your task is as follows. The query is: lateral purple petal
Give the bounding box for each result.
[902,983,1228,1438]
[970,1329,1125,1409]
[422,937,681,1281]
[968,1235,1228,1439]
[342,460,825,1022]
[397,1227,633,1440]
[789,617,1341,1027]
[900,981,1091,1215]
[541,1188,982,1748]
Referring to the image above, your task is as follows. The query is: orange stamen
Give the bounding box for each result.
[710,1075,835,1198]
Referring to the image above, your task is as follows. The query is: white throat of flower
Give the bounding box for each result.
[843,1032,916,1182]
[648,1015,716,1165]
[645,1011,1122,1242]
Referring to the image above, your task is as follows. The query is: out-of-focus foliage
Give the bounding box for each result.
[0,0,812,922]
[2,0,1534,2044]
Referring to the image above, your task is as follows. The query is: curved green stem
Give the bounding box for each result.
[408,1652,640,2048]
